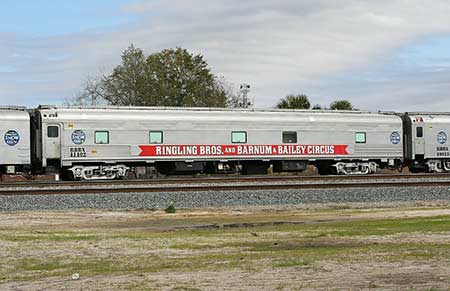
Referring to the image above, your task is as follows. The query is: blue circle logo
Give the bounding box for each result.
[390,132,401,144]
[4,130,20,146]
[71,130,86,145]
[437,131,447,144]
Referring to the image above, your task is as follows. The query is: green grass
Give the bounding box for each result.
[1,213,450,284]
[0,233,102,242]
[3,214,448,243]
[6,239,449,283]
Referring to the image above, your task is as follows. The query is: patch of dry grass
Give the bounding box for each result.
[1,205,450,290]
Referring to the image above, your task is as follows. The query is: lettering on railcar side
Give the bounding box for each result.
[138,144,349,157]
[436,146,450,157]
[69,147,87,158]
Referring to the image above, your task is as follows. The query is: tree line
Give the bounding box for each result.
[69,45,355,110]
[275,94,355,110]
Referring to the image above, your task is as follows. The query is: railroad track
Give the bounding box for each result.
[1,173,450,196]
[1,172,450,187]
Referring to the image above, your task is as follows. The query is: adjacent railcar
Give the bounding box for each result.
[403,113,450,172]
[34,106,403,180]
[0,107,31,174]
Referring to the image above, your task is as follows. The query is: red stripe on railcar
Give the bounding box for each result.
[138,145,348,157]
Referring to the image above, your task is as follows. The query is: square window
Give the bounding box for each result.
[283,131,297,143]
[47,126,59,138]
[355,132,366,144]
[232,131,247,143]
[95,131,109,144]
[149,131,163,144]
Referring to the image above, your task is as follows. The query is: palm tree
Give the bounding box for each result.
[276,94,311,109]
[329,100,354,110]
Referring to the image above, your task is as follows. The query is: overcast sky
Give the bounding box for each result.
[1,0,450,111]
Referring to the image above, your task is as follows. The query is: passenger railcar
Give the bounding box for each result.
[403,113,450,172]
[0,107,31,174]
[32,106,403,180]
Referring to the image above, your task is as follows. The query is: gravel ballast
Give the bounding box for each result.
[1,186,450,211]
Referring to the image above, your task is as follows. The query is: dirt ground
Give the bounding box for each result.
[1,201,450,291]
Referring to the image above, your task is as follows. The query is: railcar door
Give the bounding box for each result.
[45,124,61,159]
[414,125,425,157]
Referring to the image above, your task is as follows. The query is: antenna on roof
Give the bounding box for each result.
[238,83,253,108]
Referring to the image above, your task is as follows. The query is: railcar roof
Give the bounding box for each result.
[406,112,450,116]
[405,112,450,123]
[39,105,381,115]
[37,105,402,125]
[0,108,30,120]
[0,106,27,110]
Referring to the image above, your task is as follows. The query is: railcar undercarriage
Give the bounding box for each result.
[425,159,450,173]
[59,158,404,180]
[332,161,378,175]
[68,165,129,180]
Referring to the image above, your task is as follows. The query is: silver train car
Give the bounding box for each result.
[3,105,450,180]
[0,107,31,174]
[403,113,450,172]
[32,106,403,180]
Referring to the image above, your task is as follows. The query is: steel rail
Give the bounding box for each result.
[1,172,450,189]
[1,179,449,196]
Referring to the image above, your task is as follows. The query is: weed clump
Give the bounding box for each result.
[165,205,176,214]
